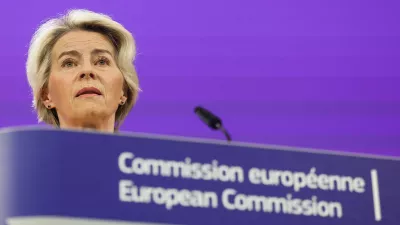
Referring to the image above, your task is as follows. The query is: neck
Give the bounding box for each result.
[58,115,116,133]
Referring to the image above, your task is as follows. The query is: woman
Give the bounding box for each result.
[26,9,140,132]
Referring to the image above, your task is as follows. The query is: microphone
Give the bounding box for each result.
[194,106,232,142]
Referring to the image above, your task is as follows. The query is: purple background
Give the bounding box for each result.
[0,0,399,155]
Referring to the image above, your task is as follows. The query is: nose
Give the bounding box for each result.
[80,72,96,79]
[79,63,97,80]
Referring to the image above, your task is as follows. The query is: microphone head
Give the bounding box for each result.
[194,106,222,130]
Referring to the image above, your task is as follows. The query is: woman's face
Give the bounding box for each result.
[44,30,126,126]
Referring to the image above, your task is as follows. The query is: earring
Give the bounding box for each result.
[47,105,51,109]
[120,100,125,106]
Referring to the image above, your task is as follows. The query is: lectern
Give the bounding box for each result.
[0,127,398,225]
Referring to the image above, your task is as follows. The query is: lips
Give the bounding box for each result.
[76,87,102,97]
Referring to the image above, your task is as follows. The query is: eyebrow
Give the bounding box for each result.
[57,48,113,60]
[58,50,81,60]
[91,48,113,57]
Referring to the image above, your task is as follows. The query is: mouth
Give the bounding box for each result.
[75,87,102,98]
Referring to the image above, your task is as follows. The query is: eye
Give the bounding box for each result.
[61,59,77,68]
[95,56,111,66]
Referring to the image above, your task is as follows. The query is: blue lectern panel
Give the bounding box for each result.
[0,127,399,225]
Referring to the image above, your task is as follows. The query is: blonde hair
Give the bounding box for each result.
[26,9,140,130]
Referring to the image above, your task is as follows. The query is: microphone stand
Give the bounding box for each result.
[216,124,232,142]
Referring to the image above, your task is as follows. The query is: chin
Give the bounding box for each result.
[75,107,110,120]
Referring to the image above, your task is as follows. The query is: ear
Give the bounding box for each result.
[41,87,54,109]
[120,94,127,105]
[118,87,127,104]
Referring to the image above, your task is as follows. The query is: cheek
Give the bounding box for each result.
[48,74,72,102]
[105,73,125,99]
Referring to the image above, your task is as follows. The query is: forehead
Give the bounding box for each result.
[52,30,115,56]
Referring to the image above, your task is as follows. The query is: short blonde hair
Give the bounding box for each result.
[26,9,140,130]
